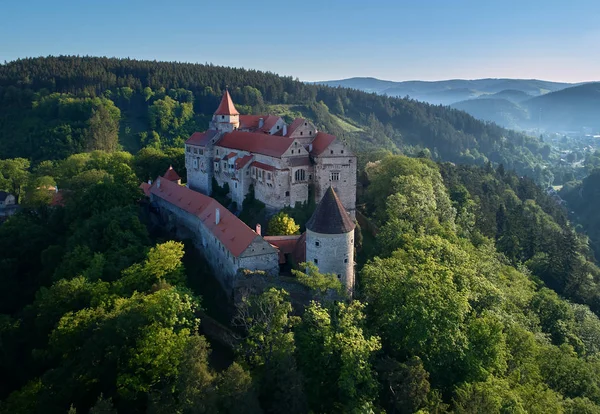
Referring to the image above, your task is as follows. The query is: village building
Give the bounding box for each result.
[0,191,18,219]
[185,90,357,217]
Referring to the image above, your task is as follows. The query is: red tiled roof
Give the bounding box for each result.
[223,152,237,160]
[264,234,306,265]
[239,115,263,130]
[150,177,258,257]
[239,115,282,132]
[140,182,151,197]
[235,155,253,170]
[186,130,219,146]
[261,115,280,132]
[311,132,336,155]
[215,90,239,116]
[217,130,294,157]
[250,161,276,171]
[286,118,305,137]
[163,166,180,182]
[50,190,66,207]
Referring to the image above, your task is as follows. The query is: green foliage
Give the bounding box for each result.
[292,261,343,299]
[295,300,381,412]
[266,211,300,236]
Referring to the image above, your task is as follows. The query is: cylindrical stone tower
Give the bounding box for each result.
[305,186,356,293]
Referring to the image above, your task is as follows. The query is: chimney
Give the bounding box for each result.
[215,208,220,225]
[255,223,261,236]
[259,118,264,128]
[283,124,287,136]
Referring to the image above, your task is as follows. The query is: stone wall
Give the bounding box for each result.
[313,141,357,218]
[151,195,278,294]
[186,144,215,195]
[305,228,355,293]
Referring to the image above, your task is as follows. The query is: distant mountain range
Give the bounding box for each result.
[316,77,600,132]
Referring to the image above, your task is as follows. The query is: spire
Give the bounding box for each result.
[163,165,181,182]
[215,89,239,116]
[306,187,355,234]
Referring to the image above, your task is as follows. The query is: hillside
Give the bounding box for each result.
[449,83,600,131]
[317,77,575,103]
[523,82,600,131]
[0,56,551,180]
[487,89,532,103]
[451,98,530,130]
[318,77,600,132]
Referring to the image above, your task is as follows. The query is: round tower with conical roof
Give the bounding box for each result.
[211,90,240,132]
[305,186,356,293]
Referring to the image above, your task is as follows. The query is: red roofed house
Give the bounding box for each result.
[185,90,356,217]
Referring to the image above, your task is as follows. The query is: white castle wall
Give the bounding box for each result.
[151,195,279,294]
[305,228,355,293]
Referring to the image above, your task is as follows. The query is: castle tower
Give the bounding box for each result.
[211,90,240,132]
[305,187,356,293]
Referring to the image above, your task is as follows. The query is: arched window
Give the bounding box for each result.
[295,169,306,182]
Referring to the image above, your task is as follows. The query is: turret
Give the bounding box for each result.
[163,165,181,185]
[305,187,356,294]
[212,90,240,132]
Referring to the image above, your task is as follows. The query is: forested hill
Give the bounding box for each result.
[0,56,549,178]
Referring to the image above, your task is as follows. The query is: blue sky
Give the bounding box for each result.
[2,0,598,82]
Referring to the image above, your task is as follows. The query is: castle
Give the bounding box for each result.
[185,90,357,218]
[146,91,357,296]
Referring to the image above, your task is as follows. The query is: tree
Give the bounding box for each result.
[267,212,300,236]
[233,288,305,413]
[0,158,30,201]
[86,106,120,152]
[292,261,343,299]
[295,300,381,412]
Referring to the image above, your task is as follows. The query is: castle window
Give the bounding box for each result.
[292,150,294,154]
[285,191,289,196]
[309,174,312,180]
[277,125,280,130]
[295,169,306,182]
[341,150,344,154]
[223,162,227,169]
[351,238,353,243]
[337,274,341,279]
[235,182,238,189]
[199,149,204,155]
[294,142,298,146]
[349,159,352,163]
[344,258,348,263]
[187,146,191,153]
[193,148,198,154]
[267,173,272,180]
[309,131,312,135]
[221,115,225,119]
[304,122,307,126]
[300,131,303,135]
[246,170,249,176]
[315,241,320,247]
[330,150,334,154]
[314,258,318,264]
[330,172,340,181]
[216,149,219,155]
